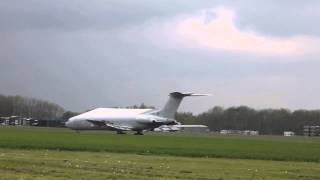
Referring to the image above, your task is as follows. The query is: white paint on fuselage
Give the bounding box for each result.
[72,108,154,119]
[66,108,157,130]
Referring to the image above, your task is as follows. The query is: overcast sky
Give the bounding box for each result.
[1,0,320,113]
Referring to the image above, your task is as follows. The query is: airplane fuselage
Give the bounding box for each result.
[65,108,177,132]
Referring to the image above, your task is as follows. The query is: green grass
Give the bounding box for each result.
[0,126,319,162]
[0,148,319,180]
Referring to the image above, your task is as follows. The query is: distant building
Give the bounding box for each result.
[0,117,6,125]
[5,116,21,125]
[220,129,241,135]
[283,131,295,137]
[178,125,210,133]
[220,129,259,136]
[0,116,64,127]
[242,130,259,136]
[304,125,320,136]
[154,125,210,133]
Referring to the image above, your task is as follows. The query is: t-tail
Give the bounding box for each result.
[156,92,210,119]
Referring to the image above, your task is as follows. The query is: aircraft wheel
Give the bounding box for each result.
[134,131,143,135]
[117,131,126,134]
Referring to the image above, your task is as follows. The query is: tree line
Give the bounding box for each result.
[107,103,320,135]
[0,95,65,120]
[1,95,320,135]
[176,106,320,135]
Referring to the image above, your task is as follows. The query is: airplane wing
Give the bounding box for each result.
[86,120,132,131]
[105,124,132,131]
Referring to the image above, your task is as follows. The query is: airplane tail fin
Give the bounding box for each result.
[156,92,210,119]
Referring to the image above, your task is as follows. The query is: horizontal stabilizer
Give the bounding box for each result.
[188,93,211,96]
[170,92,211,97]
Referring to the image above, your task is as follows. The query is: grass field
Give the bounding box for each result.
[0,126,319,179]
[0,126,319,162]
[1,148,320,180]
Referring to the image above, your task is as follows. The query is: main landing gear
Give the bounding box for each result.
[117,131,126,135]
[134,130,143,135]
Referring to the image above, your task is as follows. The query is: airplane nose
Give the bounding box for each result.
[65,117,74,128]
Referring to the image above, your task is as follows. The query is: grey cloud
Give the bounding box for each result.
[1,1,320,113]
[2,1,320,36]
[2,28,319,113]
[0,0,212,32]
[229,1,320,36]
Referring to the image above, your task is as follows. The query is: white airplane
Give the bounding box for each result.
[65,92,210,135]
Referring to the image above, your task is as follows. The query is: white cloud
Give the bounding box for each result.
[127,7,319,57]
